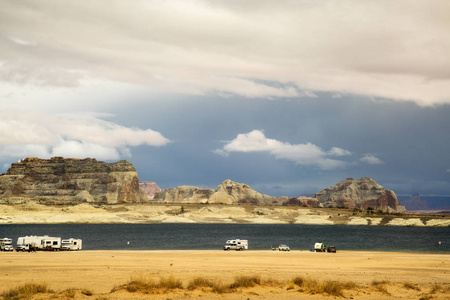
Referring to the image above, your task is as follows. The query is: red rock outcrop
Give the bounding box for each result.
[314,177,406,212]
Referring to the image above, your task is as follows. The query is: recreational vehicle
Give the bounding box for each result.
[0,238,13,251]
[16,235,61,251]
[314,242,326,252]
[224,239,248,251]
[61,238,82,251]
[16,236,46,251]
[41,236,61,251]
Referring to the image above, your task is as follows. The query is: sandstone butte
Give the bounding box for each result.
[0,157,147,204]
[0,157,405,212]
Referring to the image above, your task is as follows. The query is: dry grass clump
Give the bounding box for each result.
[112,275,183,294]
[403,281,421,291]
[1,282,53,300]
[291,276,357,297]
[230,275,261,288]
[371,280,391,295]
[187,277,214,290]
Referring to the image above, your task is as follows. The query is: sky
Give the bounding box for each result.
[1,0,450,198]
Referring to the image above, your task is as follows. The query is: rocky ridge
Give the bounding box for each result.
[139,181,161,200]
[153,180,282,205]
[314,177,405,213]
[0,157,147,204]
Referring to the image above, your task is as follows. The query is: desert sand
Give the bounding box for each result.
[0,250,448,299]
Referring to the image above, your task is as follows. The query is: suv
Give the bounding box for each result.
[327,246,337,253]
[2,244,14,251]
[278,244,290,251]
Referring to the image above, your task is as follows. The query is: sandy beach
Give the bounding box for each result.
[0,250,448,299]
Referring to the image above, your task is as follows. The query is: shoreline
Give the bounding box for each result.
[1,202,450,226]
[1,250,449,299]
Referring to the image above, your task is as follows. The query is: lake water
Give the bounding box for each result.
[0,224,448,253]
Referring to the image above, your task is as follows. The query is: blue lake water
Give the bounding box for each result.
[0,224,448,253]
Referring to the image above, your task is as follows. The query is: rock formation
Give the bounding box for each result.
[153,179,281,205]
[0,157,147,204]
[139,181,162,200]
[153,185,214,204]
[314,177,406,212]
[400,193,429,211]
[282,196,323,207]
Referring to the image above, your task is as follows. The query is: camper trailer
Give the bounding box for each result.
[224,239,248,251]
[16,236,46,251]
[314,242,326,252]
[41,236,61,251]
[61,238,82,251]
[16,235,61,251]
[0,238,13,251]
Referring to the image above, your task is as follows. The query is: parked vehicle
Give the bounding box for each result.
[16,235,61,251]
[61,238,82,251]
[327,246,337,253]
[224,239,248,251]
[314,242,326,252]
[41,236,61,251]
[0,238,14,251]
[16,236,46,251]
[272,244,290,251]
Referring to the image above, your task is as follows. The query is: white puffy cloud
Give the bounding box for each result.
[0,110,170,161]
[360,154,384,165]
[216,130,349,169]
[328,147,352,157]
[0,0,449,106]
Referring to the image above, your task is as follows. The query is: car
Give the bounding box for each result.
[327,246,337,253]
[2,244,14,251]
[278,244,290,251]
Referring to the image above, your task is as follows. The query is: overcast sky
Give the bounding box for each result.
[1,0,449,197]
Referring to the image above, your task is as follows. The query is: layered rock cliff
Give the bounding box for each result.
[153,179,281,205]
[0,157,147,204]
[314,177,406,212]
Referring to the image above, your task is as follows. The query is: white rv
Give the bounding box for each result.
[314,242,326,252]
[0,238,13,251]
[41,236,61,251]
[16,235,61,251]
[61,238,82,251]
[223,239,248,251]
[16,236,46,251]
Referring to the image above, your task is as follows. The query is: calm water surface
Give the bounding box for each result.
[0,224,448,253]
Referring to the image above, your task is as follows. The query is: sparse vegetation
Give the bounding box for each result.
[1,282,53,300]
[403,281,421,291]
[371,280,391,295]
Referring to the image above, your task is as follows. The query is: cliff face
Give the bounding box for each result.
[0,157,147,204]
[153,179,281,205]
[314,177,406,212]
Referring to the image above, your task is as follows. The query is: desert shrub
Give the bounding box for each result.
[403,282,421,291]
[61,289,76,298]
[187,277,214,290]
[430,283,442,294]
[159,275,183,290]
[321,280,345,297]
[292,276,305,287]
[230,275,261,288]
[211,281,233,294]
[1,282,53,300]
[263,277,283,287]
[371,280,391,295]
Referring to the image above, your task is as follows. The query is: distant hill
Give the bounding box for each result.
[398,194,450,210]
